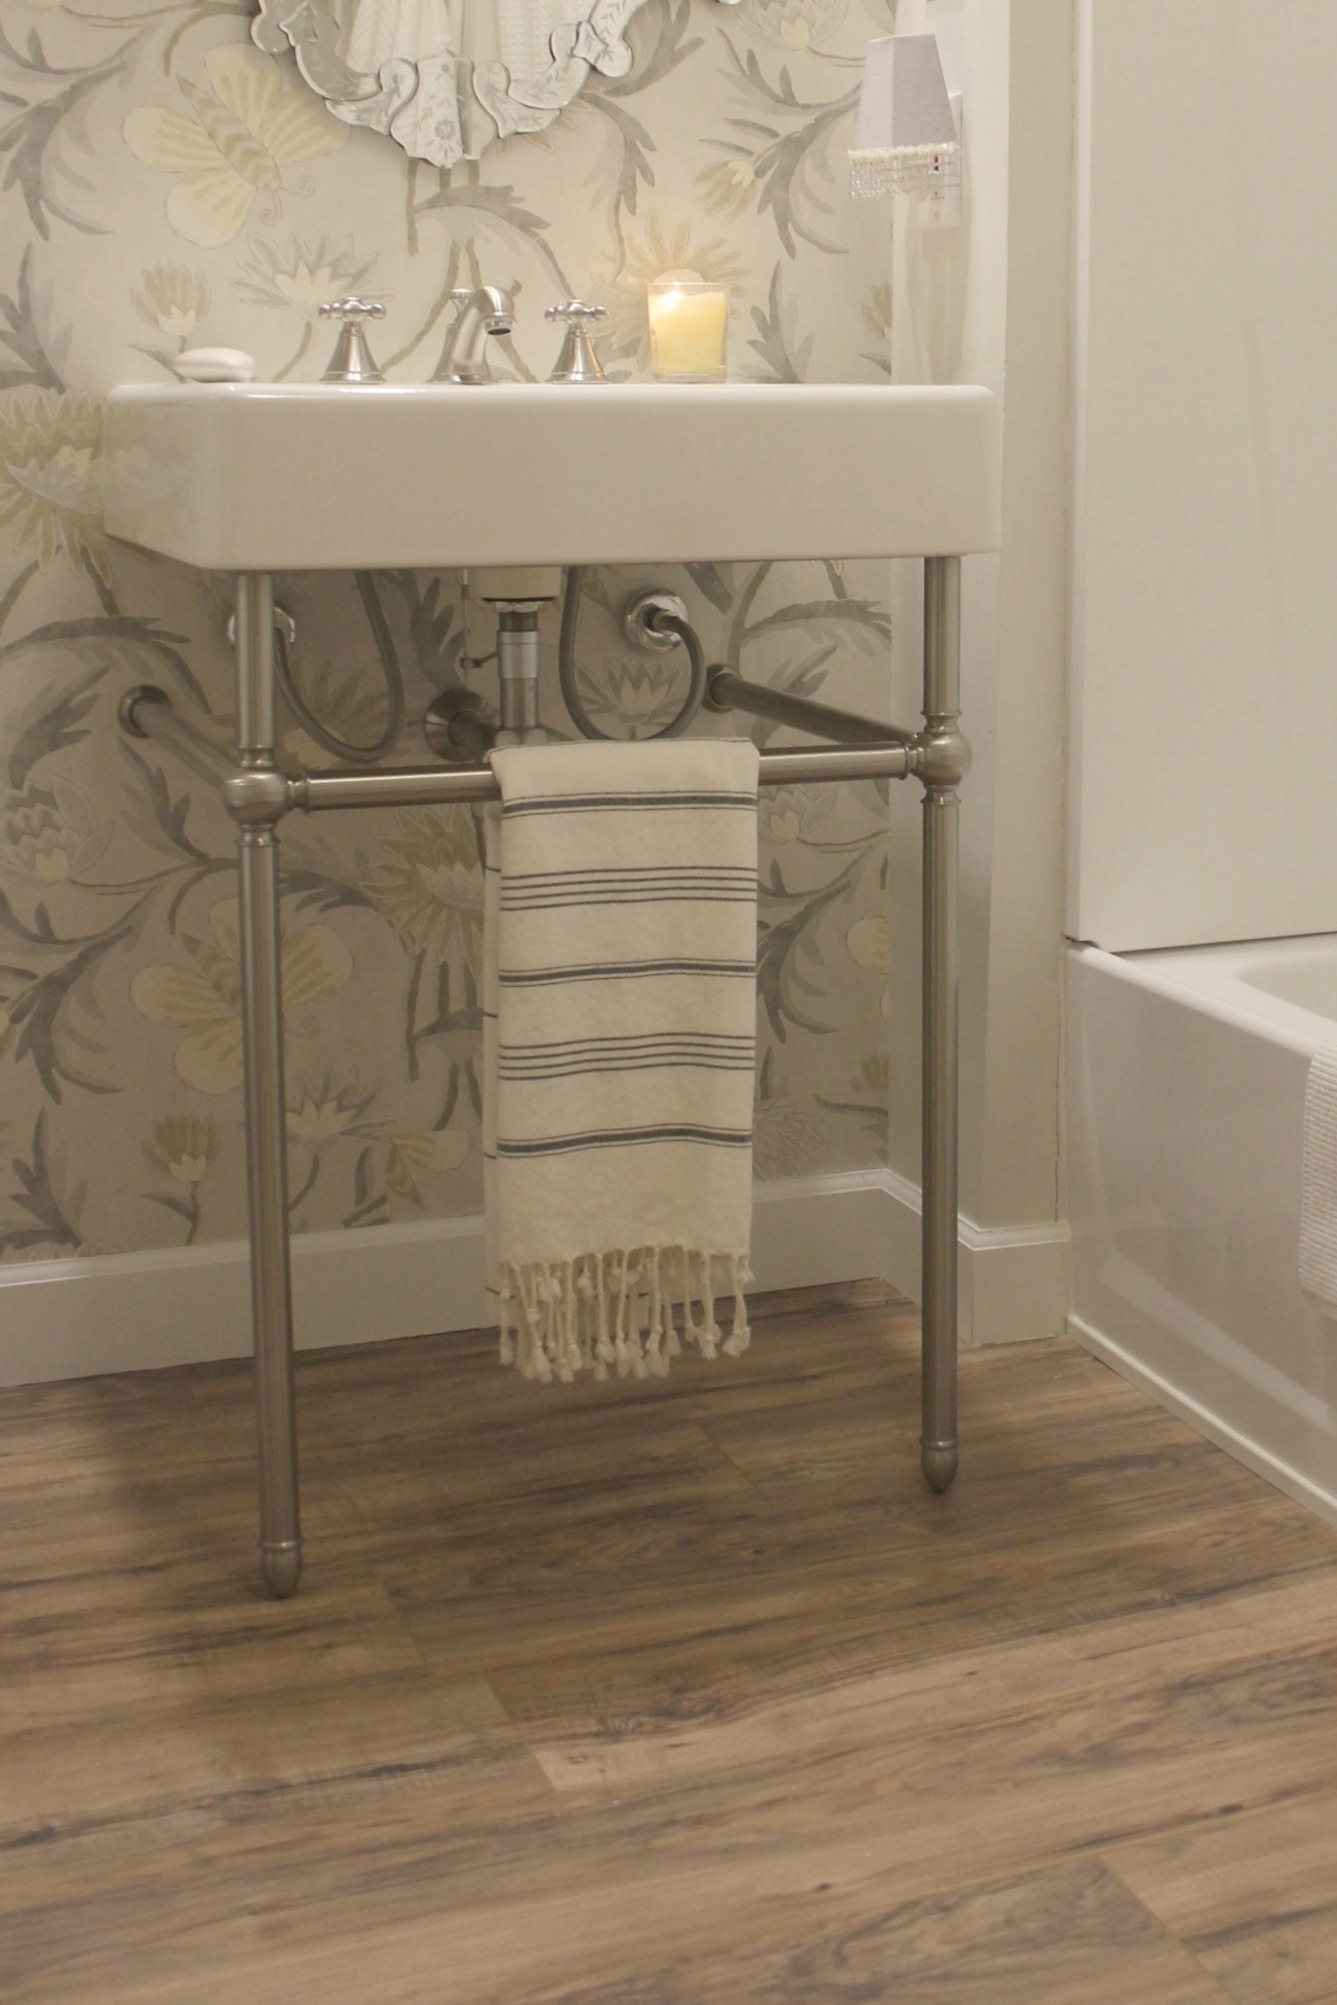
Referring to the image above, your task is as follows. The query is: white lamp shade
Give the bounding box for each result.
[850,33,960,199]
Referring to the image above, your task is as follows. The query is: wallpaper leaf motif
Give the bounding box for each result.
[0,387,105,581]
[0,1110,79,1255]
[713,32,860,255]
[0,0,898,1270]
[6,667,104,793]
[0,249,64,390]
[0,26,120,241]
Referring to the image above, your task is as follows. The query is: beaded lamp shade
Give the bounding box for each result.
[849,33,961,199]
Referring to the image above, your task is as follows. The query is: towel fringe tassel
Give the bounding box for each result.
[498,1247,751,1383]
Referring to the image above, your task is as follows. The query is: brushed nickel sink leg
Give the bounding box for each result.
[232,573,302,1598]
[920,556,964,1494]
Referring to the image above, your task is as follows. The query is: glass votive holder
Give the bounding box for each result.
[647,280,729,382]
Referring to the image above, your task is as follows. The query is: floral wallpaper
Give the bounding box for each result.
[0,0,897,1272]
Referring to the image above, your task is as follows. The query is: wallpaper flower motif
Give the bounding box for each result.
[749,0,848,53]
[365,808,484,971]
[132,264,212,340]
[131,899,353,1094]
[145,1111,218,1184]
[0,0,897,1275]
[234,233,374,318]
[2,776,109,883]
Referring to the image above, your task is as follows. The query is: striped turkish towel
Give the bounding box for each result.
[482,738,760,1383]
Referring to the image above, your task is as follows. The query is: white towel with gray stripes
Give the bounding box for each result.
[482,738,759,1383]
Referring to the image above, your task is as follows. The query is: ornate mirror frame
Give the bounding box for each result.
[252,0,652,170]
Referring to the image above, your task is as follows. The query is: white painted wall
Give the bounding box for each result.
[885,0,1073,1331]
[1069,0,1337,951]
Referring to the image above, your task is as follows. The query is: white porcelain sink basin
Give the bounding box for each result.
[104,380,1000,572]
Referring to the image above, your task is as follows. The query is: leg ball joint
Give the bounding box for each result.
[223,766,293,828]
[914,725,971,790]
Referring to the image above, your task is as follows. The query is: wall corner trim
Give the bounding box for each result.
[877,1166,1072,1348]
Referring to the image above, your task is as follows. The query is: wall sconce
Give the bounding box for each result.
[849,33,961,204]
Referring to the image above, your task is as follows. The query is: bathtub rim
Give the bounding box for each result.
[1069,935,1337,1061]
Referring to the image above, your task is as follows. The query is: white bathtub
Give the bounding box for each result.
[1066,936,1337,1528]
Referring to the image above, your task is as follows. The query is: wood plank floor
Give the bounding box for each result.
[4,1280,1337,2003]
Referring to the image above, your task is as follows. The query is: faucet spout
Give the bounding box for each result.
[434,286,515,384]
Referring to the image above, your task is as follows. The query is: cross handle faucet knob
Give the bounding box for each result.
[320,297,387,324]
[546,301,609,384]
[319,297,386,384]
[546,301,609,325]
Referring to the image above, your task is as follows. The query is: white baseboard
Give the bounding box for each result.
[877,1167,1071,1348]
[0,1215,489,1387]
[1069,1311,1337,1535]
[0,1169,1072,1385]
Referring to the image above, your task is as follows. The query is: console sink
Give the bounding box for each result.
[104,380,1001,572]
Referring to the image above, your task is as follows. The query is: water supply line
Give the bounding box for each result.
[558,566,708,740]
[233,575,407,765]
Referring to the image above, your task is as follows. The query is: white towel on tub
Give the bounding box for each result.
[1301,1047,1337,1311]
[482,738,760,1383]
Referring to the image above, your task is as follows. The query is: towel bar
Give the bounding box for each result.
[121,556,965,1597]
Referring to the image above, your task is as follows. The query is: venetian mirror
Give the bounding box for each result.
[252,0,653,169]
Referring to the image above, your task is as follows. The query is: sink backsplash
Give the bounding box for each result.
[0,0,898,1268]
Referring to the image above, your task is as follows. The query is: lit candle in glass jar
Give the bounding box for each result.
[647,280,729,381]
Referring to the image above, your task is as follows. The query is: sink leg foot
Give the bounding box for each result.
[921,1440,959,1493]
[260,1540,302,1599]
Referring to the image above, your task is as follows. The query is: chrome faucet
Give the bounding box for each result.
[433,286,514,384]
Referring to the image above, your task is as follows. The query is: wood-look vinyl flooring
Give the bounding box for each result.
[4,1279,1337,2003]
